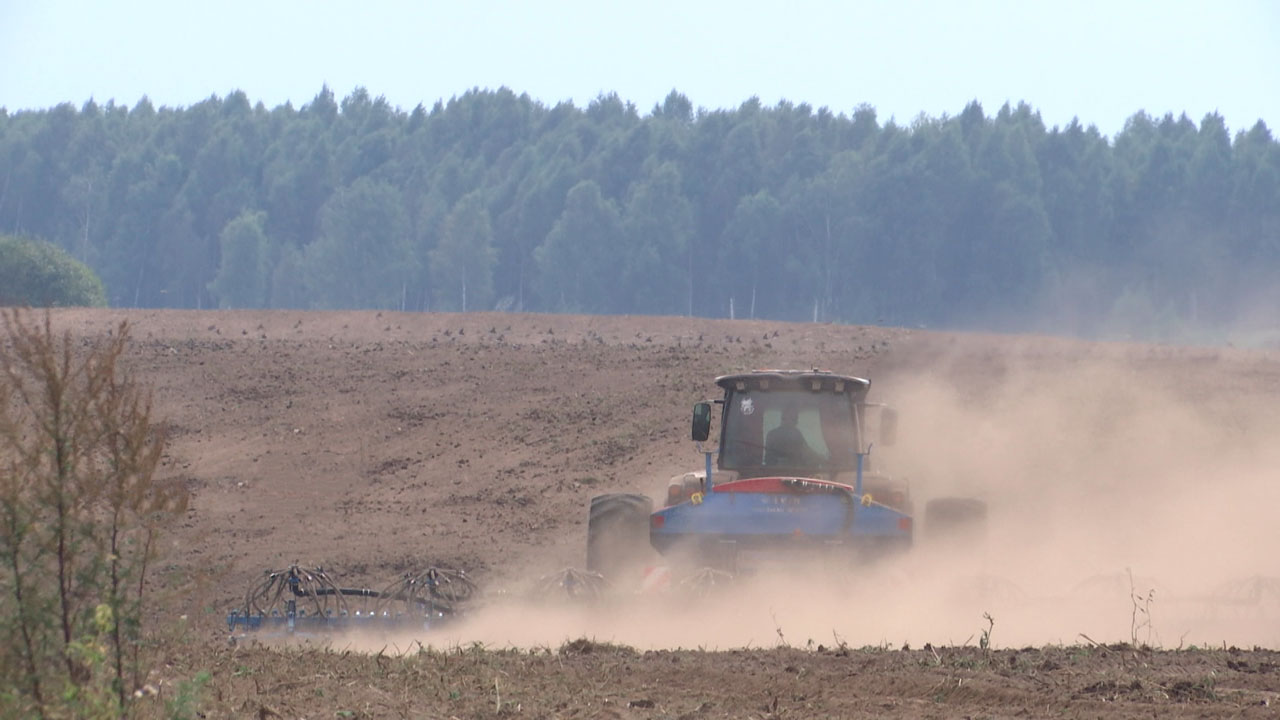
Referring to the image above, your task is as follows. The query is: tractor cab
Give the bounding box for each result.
[692,370,896,483]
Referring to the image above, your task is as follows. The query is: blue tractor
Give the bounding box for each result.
[586,369,984,585]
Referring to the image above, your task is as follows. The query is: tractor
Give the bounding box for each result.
[586,369,985,586]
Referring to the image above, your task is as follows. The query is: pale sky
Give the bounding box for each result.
[2,0,1278,138]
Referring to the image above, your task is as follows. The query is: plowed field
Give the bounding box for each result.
[43,309,1280,718]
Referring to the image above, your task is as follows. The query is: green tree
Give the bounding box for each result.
[207,210,269,308]
[500,155,579,311]
[0,234,106,307]
[720,190,783,318]
[263,129,335,251]
[98,150,186,308]
[620,161,693,315]
[534,180,622,312]
[267,244,308,309]
[303,177,414,309]
[429,191,497,311]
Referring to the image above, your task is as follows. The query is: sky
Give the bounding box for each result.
[2,0,1278,138]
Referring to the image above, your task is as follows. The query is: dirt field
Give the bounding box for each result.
[44,309,1280,718]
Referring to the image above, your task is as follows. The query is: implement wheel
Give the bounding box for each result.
[586,494,653,584]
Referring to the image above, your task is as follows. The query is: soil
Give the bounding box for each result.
[40,309,1280,718]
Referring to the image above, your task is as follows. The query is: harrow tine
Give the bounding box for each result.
[261,568,292,616]
[305,566,345,617]
[373,567,478,616]
[676,567,734,597]
[229,563,480,635]
[534,568,607,602]
[373,573,415,614]
[245,571,277,617]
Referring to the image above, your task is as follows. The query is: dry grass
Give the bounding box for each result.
[125,631,1280,719]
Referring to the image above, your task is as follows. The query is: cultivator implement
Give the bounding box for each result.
[227,564,477,635]
[534,568,609,602]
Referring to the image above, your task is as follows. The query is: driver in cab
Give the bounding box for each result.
[764,406,821,466]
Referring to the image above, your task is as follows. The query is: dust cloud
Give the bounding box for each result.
[877,351,1280,648]
[361,347,1280,652]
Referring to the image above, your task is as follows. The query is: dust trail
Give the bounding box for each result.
[365,350,1280,651]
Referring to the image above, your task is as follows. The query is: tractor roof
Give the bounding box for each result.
[715,370,870,395]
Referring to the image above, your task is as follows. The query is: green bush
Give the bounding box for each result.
[0,234,107,307]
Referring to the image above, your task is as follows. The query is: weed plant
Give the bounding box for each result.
[0,310,188,718]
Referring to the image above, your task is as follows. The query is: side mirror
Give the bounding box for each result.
[880,407,898,447]
[691,402,712,442]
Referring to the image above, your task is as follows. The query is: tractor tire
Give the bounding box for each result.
[586,494,653,584]
[923,497,988,545]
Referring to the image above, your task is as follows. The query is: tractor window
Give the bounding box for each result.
[761,408,827,458]
[720,390,858,471]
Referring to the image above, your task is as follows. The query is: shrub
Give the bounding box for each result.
[0,310,186,717]
[0,234,107,307]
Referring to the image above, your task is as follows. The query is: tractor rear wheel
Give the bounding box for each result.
[586,494,653,585]
[924,497,988,544]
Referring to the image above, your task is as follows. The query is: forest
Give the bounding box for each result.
[1,87,1277,342]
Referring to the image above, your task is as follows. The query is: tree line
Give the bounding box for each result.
[1,87,1277,341]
